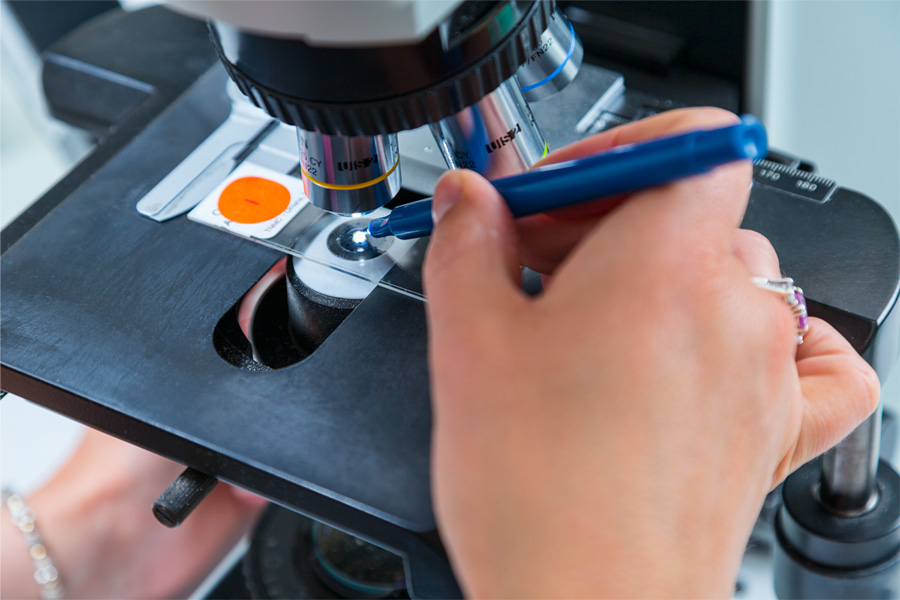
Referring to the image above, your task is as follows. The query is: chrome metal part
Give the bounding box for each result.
[137,83,272,220]
[820,409,883,515]
[517,7,584,102]
[398,63,627,197]
[429,78,545,180]
[297,131,401,215]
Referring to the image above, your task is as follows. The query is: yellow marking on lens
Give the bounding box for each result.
[542,142,549,158]
[301,157,399,191]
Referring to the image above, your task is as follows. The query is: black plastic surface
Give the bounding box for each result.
[1,66,453,593]
[3,9,450,585]
[742,182,900,377]
[2,6,218,254]
[0,121,435,527]
[6,0,119,53]
[779,460,900,569]
[774,541,900,600]
[566,1,748,85]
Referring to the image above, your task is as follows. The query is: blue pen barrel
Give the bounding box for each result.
[369,203,434,239]
[694,117,766,169]
[494,115,767,217]
[367,115,767,239]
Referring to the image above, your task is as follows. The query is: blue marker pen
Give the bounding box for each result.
[367,115,767,240]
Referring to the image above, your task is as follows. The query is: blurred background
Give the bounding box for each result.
[2,0,899,503]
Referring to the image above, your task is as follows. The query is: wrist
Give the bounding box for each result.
[26,473,138,599]
[1,489,65,600]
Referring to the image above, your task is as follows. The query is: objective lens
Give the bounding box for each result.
[516,8,583,102]
[429,78,546,179]
[298,130,402,215]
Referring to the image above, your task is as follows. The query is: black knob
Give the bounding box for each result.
[152,467,218,528]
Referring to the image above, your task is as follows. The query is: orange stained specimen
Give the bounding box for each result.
[218,177,290,224]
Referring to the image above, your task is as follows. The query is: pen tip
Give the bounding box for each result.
[367,218,392,238]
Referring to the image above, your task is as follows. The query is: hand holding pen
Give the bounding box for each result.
[424,108,878,598]
[368,114,767,239]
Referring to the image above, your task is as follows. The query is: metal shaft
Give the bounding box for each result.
[819,406,882,515]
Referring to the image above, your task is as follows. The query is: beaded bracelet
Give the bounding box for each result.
[2,488,65,599]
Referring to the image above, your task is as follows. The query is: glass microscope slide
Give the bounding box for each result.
[186,159,426,302]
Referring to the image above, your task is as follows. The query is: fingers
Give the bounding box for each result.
[730,230,880,480]
[608,157,752,256]
[230,486,269,508]
[730,229,879,482]
[518,108,751,274]
[550,160,752,300]
[732,229,781,279]
[423,170,525,327]
[777,318,881,480]
[732,228,800,348]
[536,107,743,170]
[517,212,602,273]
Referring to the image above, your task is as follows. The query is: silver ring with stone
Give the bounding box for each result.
[751,277,810,344]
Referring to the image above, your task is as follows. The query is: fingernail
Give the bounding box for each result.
[432,171,464,224]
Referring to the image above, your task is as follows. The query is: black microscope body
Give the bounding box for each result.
[1,2,897,597]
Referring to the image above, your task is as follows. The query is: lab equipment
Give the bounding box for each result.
[1,2,897,598]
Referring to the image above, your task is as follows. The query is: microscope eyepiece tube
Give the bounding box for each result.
[298,131,402,215]
[516,8,584,102]
[429,78,547,180]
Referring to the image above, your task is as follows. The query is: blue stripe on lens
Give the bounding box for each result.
[519,21,577,92]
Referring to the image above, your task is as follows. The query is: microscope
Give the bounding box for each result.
[1,1,898,597]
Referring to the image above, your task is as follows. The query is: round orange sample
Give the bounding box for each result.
[217,177,290,224]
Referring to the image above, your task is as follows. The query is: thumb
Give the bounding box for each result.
[423,170,524,326]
